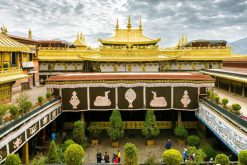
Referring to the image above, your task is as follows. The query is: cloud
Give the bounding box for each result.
[0,0,246,47]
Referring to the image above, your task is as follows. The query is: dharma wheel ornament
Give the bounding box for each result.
[125,88,136,108]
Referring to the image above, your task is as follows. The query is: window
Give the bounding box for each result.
[29,53,33,61]
[11,52,18,66]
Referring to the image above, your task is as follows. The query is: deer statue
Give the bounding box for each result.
[94,90,111,106]
[150,91,167,107]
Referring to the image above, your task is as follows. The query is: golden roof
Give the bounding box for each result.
[73,32,87,48]
[0,33,29,52]
[0,70,30,84]
[99,17,160,45]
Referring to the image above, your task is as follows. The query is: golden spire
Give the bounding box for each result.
[139,18,143,31]
[28,29,32,39]
[127,16,132,29]
[77,32,79,39]
[80,32,83,40]
[116,19,119,30]
[0,25,8,35]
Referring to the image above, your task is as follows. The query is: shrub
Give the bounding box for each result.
[16,93,29,115]
[62,139,75,152]
[30,153,47,165]
[202,145,217,161]
[46,92,52,99]
[87,122,102,139]
[124,143,138,165]
[9,105,19,119]
[187,135,200,147]
[188,146,206,165]
[46,141,60,163]
[4,154,21,165]
[214,95,220,103]
[238,150,247,165]
[232,103,241,111]
[23,101,32,113]
[144,155,160,165]
[73,121,87,147]
[215,154,229,165]
[162,149,182,165]
[174,126,188,140]
[142,110,160,139]
[38,96,44,104]
[64,144,84,165]
[107,110,124,141]
[221,98,229,107]
[0,105,7,124]
[206,90,212,98]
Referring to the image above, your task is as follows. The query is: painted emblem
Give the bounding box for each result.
[29,124,37,135]
[180,90,191,108]
[43,116,48,125]
[94,91,111,106]
[52,111,56,119]
[150,91,167,107]
[125,88,136,108]
[13,136,22,149]
[70,91,80,109]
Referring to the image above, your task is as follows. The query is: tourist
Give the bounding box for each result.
[51,132,56,141]
[104,152,110,163]
[117,149,121,163]
[165,139,172,149]
[183,148,188,162]
[96,150,102,163]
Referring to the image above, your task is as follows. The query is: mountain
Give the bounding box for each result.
[228,37,247,55]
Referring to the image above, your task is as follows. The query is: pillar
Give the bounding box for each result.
[22,142,29,164]
[177,111,182,126]
[41,128,46,146]
[81,112,84,122]
[242,83,245,97]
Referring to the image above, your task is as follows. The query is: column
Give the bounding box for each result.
[177,111,182,126]
[81,112,84,122]
[41,128,46,146]
[242,83,245,97]
[22,142,29,164]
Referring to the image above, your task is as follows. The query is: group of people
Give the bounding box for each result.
[96,150,121,164]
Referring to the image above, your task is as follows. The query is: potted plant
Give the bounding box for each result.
[174,126,188,145]
[187,135,200,147]
[124,143,138,165]
[142,110,160,146]
[107,110,124,148]
[87,122,102,145]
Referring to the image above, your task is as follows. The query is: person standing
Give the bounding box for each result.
[104,152,110,163]
[117,150,121,163]
[165,139,172,149]
[183,148,188,162]
[96,150,102,163]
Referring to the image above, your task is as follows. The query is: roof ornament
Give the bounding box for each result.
[127,16,132,29]
[80,32,85,42]
[139,18,143,31]
[116,19,119,30]
[1,25,8,35]
[28,29,32,39]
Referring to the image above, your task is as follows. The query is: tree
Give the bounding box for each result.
[174,126,188,140]
[73,121,87,147]
[64,144,84,165]
[202,145,217,161]
[162,149,182,165]
[124,143,138,165]
[188,146,206,165]
[221,98,229,108]
[46,141,60,163]
[142,110,160,139]
[87,122,102,139]
[215,154,229,165]
[62,139,75,152]
[238,150,247,165]
[107,110,124,141]
[0,105,7,124]
[9,105,20,119]
[187,135,200,147]
[4,154,21,165]
[16,92,30,115]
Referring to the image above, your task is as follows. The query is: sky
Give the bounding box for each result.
[0,0,247,47]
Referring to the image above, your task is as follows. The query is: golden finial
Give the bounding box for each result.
[1,25,8,35]
[185,35,188,43]
[127,16,132,29]
[28,29,32,39]
[80,32,83,40]
[116,19,119,30]
[77,32,79,39]
[139,18,142,31]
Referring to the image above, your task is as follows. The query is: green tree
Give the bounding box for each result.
[73,121,87,147]
[87,122,102,139]
[188,146,206,165]
[215,154,229,165]
[30,153,47,165]
[187,135,200,147]
[221,98,229,108]
[0,105,7,124]
[142,110,160,139]
[124,143,138,165]
[64,144,85,165]
[4,154,21,165]
[202,145,217,161]
[9,105,20,119]
[16,92,30,115]
[46,140,60,163]
[174,126,188,140]
[162,149,182,165]
[107,110,124,141]
[238,150,247,165]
